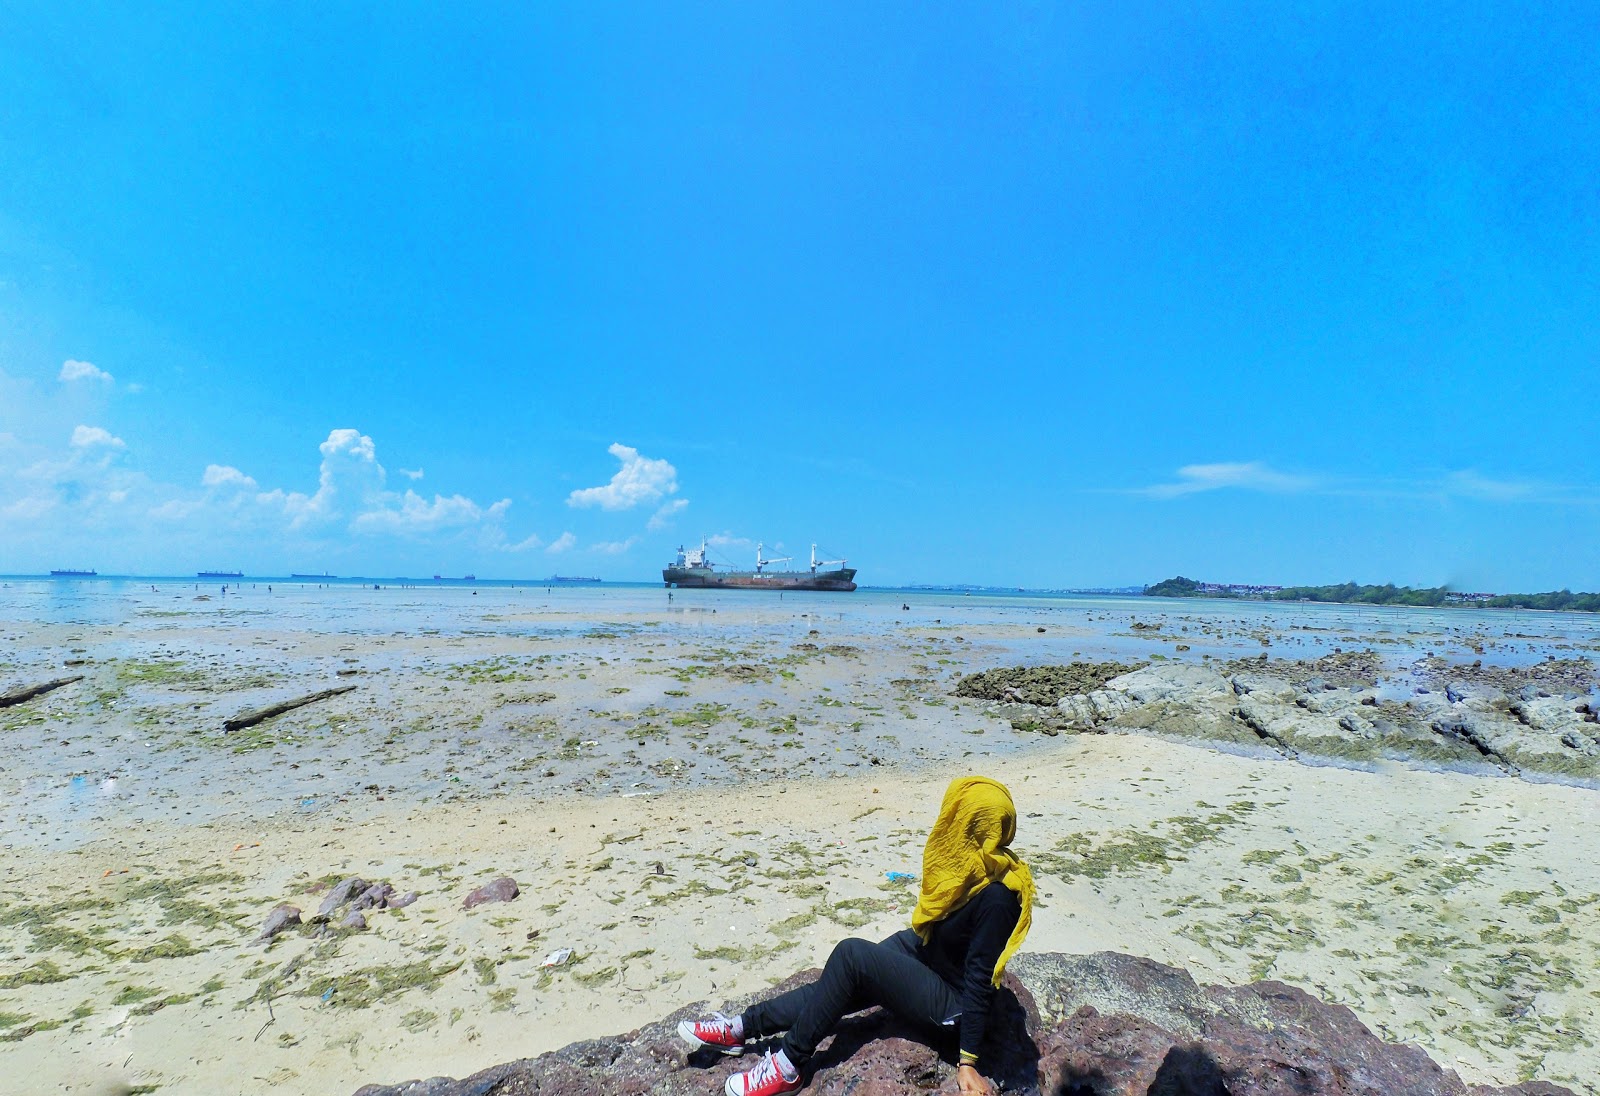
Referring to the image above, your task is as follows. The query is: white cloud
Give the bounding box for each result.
[546,531,577,554]
[1138,462,1315,499]
[1132,462,1597,505]
[648,498,690,530]
[1443,470,1541,502]
[593,536,638,555]
[60,359,113,384]
[70,425,125,449]
[567,443,679,511]
[202,464,258,490]
[3,496,54,520]
[352,491,510,535]
[500,532,544,552]
[399,467,424,480]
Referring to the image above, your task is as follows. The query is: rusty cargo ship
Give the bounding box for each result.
[663,540,857,592]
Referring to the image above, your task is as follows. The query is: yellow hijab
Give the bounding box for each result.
[910,776,1034,987]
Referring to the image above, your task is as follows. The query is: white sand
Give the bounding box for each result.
[5,734,1597,1095]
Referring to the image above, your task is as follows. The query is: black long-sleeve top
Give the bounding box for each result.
[917,882,1022,1061]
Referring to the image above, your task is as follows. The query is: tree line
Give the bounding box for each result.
[1142,576,1600,612]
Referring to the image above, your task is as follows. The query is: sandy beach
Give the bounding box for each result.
[3,581,1598,1094]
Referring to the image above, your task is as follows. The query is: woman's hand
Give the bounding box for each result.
[956,1063,992,1096]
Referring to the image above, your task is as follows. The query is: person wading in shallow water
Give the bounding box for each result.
[678,776,1034,1096]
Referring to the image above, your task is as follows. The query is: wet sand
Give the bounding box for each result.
[2,581,1598,1094]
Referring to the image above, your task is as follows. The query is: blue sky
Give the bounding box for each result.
[1,3,1595,589]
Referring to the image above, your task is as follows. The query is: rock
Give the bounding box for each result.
[353,882,395,911]
[340,911,368,931]
[348,951,1575,1096]
[1107,663,1232,705]
[463,876,519,909]
[316,876,371,920]
[255,904,301,942]
[387,890,419,909]
[956,662,1146,707]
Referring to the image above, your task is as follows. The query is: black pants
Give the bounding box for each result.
[740,930,961,1065]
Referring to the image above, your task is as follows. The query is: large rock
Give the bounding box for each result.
[1056,664,1231,730]
[349,952,1574,1096]
[1040,656,1600,780]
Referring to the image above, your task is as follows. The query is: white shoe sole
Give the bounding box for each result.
[676,1019,744,1056]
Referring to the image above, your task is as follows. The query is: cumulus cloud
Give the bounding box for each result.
[1,421,546,570]
[60,359,113,384]
[70,425,125,449]
[648,498,689,530]
[593,536,638,555]
[1138,462,1315,499]
[352,491,511,535]
[202,464,258,490]
[399,467,424,480]
[567,443,680,511]
[546,531,577,554]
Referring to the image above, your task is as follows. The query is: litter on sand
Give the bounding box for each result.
[541,948,574,968]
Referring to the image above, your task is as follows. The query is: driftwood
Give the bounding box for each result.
[224,685,357,732]
[0,675,85,708]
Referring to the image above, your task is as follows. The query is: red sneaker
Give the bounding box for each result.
[724,1050,802,1096]
[677,1011,744,1055]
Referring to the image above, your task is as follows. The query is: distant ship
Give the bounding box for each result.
[433,574,476,581]
[664,540,857,592]
[546,575,601,584]
[198,570,243,578]
[50,569,96,577]
[291,572,336,579]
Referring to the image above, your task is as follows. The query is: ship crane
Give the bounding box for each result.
[755,542,792,573]
[810,544,848,573]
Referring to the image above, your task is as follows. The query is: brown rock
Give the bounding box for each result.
[462,876,519,910]
[254,904,301,942]
[316,876,371,920]
[349,952,1576,1096]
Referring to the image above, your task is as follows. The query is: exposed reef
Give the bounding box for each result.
[956,656,1600,782]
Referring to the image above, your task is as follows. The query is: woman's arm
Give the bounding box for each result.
[954,885,1022,1066]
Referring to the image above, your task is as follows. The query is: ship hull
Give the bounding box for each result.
[663,567,857,592]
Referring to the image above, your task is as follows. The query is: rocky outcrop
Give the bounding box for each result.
[350,951,1574,1096]
[962,657,1600,782]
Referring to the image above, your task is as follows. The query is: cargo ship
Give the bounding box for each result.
[50,568,96,577]
[546,575,601,584]
[290,572,336,579]
[198,570,243,578]
[663,540,857,592]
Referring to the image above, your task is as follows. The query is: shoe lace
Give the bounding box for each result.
[745,1051,782,1091]
[705,1010,736,1038]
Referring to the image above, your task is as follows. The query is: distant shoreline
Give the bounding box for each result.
[1144,575,1600,614]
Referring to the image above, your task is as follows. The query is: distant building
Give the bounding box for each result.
[1197,582,1283,596]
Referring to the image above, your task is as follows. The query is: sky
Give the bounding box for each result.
[1,3,1596,589]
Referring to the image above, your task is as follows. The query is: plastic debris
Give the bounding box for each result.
[541,948,574,968]
[885,871,918,883]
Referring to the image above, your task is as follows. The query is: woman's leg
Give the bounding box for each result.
[771,935,960,1065]
[738,930,926,1042]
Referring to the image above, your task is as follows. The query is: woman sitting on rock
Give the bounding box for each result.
[678,776,1034,1096]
